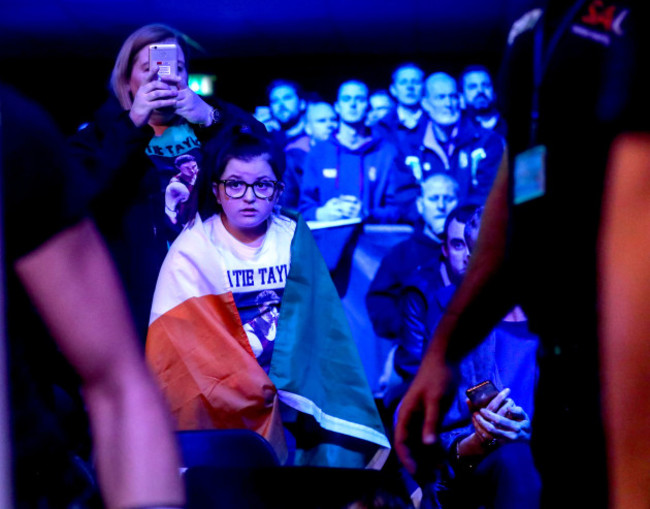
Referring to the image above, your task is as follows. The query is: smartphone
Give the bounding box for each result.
[466,380,499,410]
[149,43,177,80]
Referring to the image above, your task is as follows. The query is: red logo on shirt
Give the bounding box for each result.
[581,0,617,31]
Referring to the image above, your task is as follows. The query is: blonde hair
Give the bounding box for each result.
[110,24,191,110]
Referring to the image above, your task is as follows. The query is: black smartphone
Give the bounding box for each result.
[465,380,499,410]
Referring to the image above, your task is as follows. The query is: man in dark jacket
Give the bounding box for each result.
[416,71,505,206]
[299,80,416,224]
[366,173,459,339]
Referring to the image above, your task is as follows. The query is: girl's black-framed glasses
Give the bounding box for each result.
[217,179,282,199]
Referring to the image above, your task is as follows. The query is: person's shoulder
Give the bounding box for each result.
[309,137,337,155]
[210,97,266,136]
[285,134,311,153]
[374,109,400,132]
[303,138,337,171]
[270,213,297,236]
[460,116,504,149]
[169,213,216,253]
[372,135,399,155]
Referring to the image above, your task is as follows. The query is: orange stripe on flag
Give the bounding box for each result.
[146,293,287,462]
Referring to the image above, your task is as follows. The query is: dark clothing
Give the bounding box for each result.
[366,228,442,339]
[442,442,541,509]
[399,274,541,509]
[279,135,311,210]
[439,319,539,454]
[68,96,263,342]
[395,266,450,379]
[299,135,417,223]
[270,125,306,152]
[417,115,504,205]
[373,108,429,162]
[469,112,509,140]
[498,1,648,506]
[1,84,97,508]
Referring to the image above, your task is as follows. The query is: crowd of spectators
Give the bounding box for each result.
[250,63,541,507]
[3,21,537,508]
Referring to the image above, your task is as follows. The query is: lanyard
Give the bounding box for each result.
[530,0,590,146]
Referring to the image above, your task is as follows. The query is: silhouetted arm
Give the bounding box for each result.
[14,218,184,509]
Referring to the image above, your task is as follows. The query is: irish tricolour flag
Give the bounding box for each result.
[146,210,389,468]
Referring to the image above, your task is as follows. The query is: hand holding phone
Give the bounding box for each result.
[149,43,178,80]
[466,380,500,412]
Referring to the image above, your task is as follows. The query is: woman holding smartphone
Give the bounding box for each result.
[69,24,264,342]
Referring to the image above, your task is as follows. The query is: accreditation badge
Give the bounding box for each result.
[513,145,546,205]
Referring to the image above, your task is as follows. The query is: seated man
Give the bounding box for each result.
[267,79,306,148]
[366,90,395,127]
[281,101,338,209]
[392,204,478,385]
[417,72,505,206]
[366,172,459,340]
[299,80,416,224]
[373,63,428,160]
[397,206,541,509]
[459,64,508,138]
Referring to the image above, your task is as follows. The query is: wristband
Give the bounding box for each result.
[200,107,220,127]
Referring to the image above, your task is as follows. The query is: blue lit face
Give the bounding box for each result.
[367,93,394,126]
[213,156,280,242]
[269,85,303,125]
[305,102,338,141]
[417,175,458,235]
[442,218,469,282]
[335,82,369,125]
[424,75,461,126]
[462,71,495,111]
[390,67,424,107]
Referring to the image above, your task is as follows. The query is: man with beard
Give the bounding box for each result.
[459,65,508,138]
[267,79,306,148]
[418,72,504,205]
[395,2,649,507]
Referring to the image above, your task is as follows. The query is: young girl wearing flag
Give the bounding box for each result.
[146,127,390,468]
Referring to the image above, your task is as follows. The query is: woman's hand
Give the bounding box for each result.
[169,76,214,126]
[129,67,178,127]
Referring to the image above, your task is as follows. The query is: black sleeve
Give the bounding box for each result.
[279,148,306,210]
[394,287,429,381]
[68,98,153,203]
[196,97,267,139]
[365,249,404,338]
[2,85,87,263]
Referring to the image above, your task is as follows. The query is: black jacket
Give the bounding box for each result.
[68,95,264,341]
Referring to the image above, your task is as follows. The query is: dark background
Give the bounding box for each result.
[0,0,538,133]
